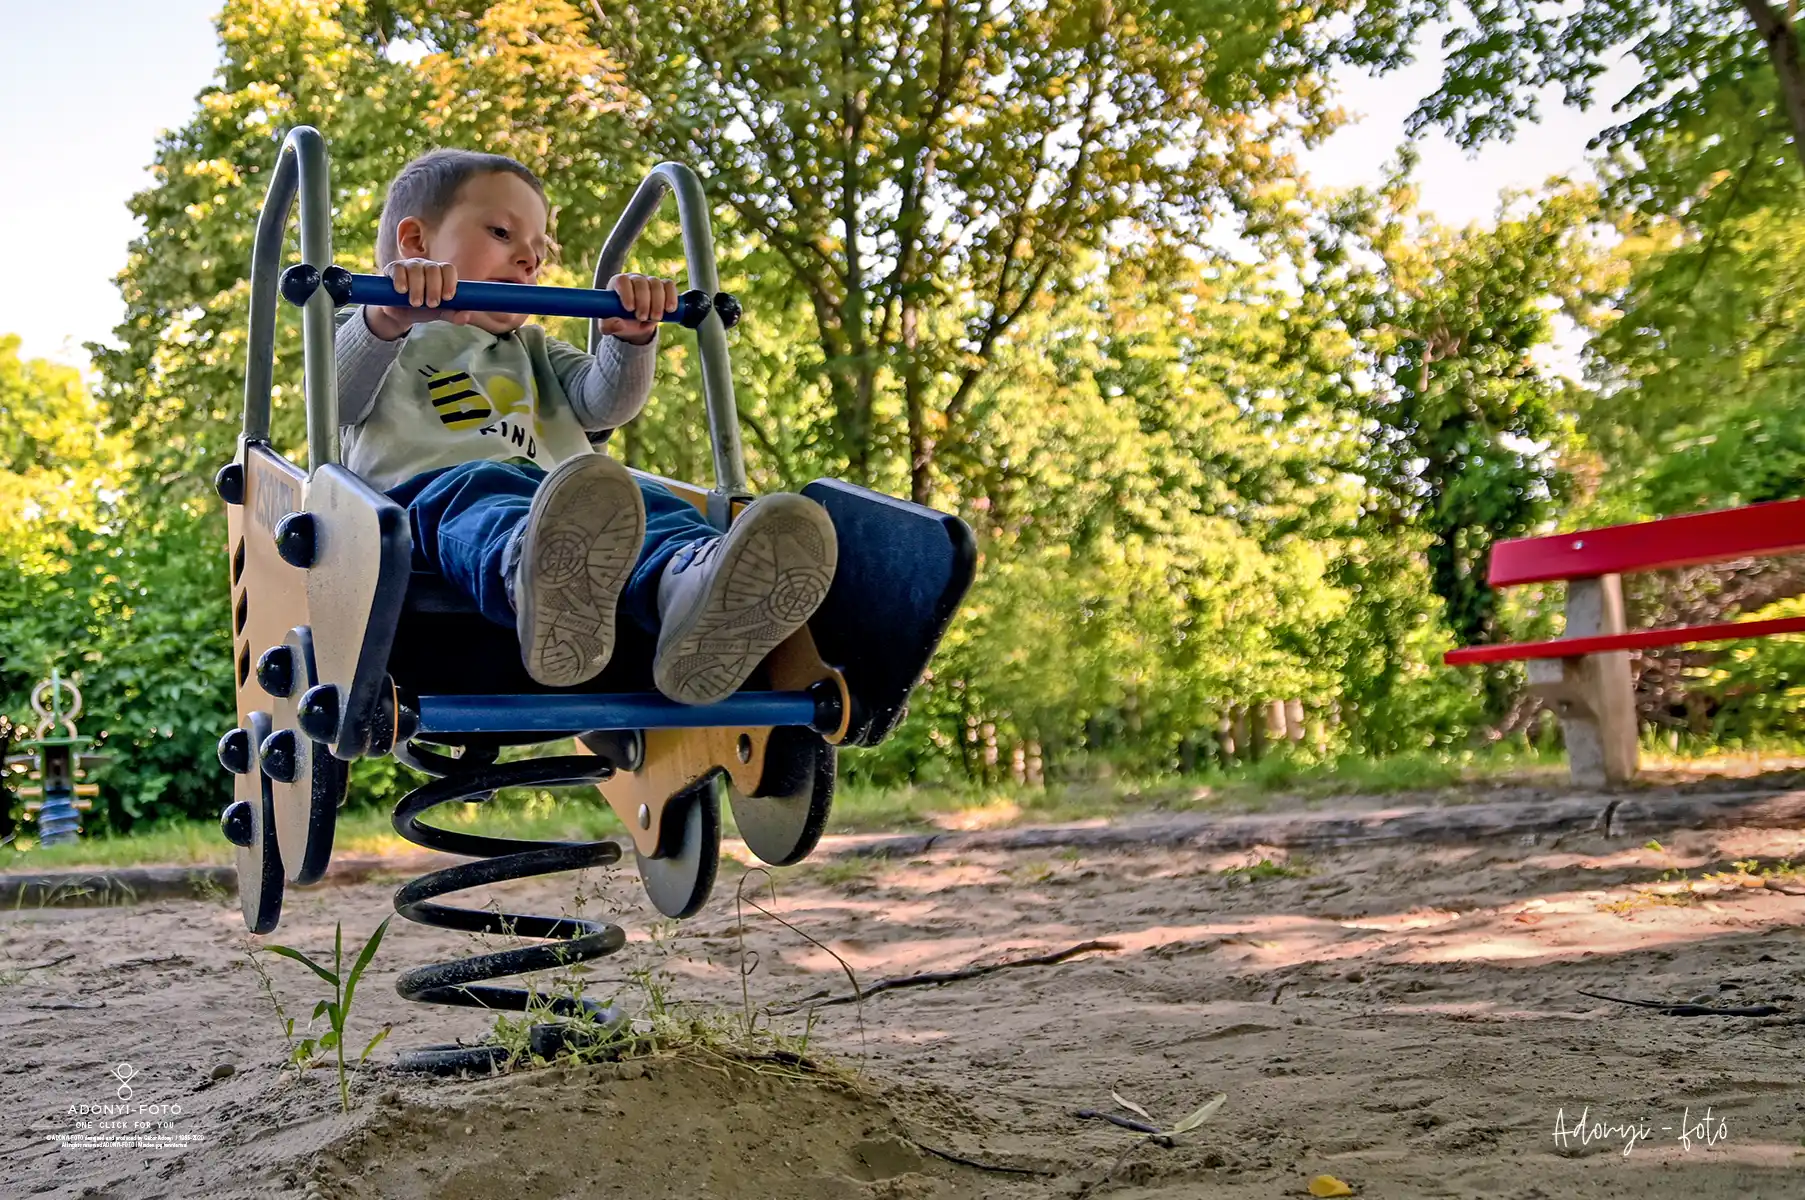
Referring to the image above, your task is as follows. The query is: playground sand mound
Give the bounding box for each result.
[6,783,1805,1198]
[311,1057,984,1200]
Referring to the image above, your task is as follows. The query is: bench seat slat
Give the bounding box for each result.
[1443,614,1805,666]
[1489,496,1805,587]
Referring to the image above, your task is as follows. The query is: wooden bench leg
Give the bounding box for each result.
[1525,574,1639,787]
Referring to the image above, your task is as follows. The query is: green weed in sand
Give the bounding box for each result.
[256,918,393,1113]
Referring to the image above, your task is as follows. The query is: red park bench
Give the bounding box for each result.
[1445,497,1805,785]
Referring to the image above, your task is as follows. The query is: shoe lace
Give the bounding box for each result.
[670,535,723,575]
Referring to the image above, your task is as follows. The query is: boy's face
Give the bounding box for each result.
[399,171,551,335]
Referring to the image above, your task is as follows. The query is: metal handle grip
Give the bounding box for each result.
[287,270,731,329]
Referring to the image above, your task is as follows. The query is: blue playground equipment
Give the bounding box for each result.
[216,127,976,1072]
[5,672,104,847]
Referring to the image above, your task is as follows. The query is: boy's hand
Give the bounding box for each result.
[600,273,679,346]
[364,259,475,340]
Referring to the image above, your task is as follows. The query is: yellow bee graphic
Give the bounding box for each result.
[425,370,495,430]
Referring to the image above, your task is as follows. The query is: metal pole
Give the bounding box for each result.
[592,164,747,494]
[241,141,298,444]
[291,128,339,471]
[241,126,338,470]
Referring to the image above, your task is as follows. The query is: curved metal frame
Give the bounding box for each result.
[244,137,745,496]
[243,126,339,471]
[591,163,748,494]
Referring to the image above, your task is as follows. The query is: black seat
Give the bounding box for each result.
[400,571,483,615]
[388,570,661,697]
[384,479,976,723]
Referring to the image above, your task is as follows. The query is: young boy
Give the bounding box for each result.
[335,148,837,701]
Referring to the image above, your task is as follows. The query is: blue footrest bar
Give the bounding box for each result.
[414,691,821,736]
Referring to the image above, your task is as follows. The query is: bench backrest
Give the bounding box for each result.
[1489,497,1805,587]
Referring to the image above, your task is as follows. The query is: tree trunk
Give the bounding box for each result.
[902,299,931,503]
[0,715,15,844]
[832,0,875,484]
[1740,0,1805,170]
[828,368,873,483]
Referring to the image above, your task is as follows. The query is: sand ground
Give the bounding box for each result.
[3,787,1804,1199]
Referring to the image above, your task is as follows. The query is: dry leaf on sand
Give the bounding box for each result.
[1164,1093,1226,1136]
[1110,1090,1156,1123]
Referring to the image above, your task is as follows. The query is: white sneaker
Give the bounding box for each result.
[511,453,646,688]
[653,493,838,705]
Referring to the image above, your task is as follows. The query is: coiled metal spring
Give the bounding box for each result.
[388,746,627,1074]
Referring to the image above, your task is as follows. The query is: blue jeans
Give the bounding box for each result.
[387,459,716,631]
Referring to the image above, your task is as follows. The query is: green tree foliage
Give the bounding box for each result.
[586,0,1371,502]
[1356,0,1805,202]
[6,0,1715,830]
[0,338,227,831]
[1584,206,1805,515]
[1352,1,1805,519]
[887,254,1358,776]
[1576,193,1805,729]
[1364,2,1805,726]
[1268,174,1606,717]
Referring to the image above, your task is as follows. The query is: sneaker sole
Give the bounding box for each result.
[654,493,838,706]
[516,455,646,688]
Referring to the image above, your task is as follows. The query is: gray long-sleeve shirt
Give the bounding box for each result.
[335,307,656,491]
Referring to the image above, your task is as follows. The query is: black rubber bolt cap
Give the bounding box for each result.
[215,462,245,506]
[279,263,321,306]
[712,291,742,329]
[257,645,295,699]
[259,728,299,784]
[320,265,354,305]
[296,684,340,744]
[274,511,315,569]
[218,727,252,775]
[220,799,254,848]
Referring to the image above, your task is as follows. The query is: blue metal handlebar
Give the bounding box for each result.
[277,264,741,330]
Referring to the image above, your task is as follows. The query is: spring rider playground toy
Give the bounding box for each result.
[215,127,976,1071]
[5,672,104,847]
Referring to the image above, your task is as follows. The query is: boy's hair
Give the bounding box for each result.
[375,149,547,268]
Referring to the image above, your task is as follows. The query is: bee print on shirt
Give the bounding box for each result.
[416,363,545,460]
[423,367,495,430]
